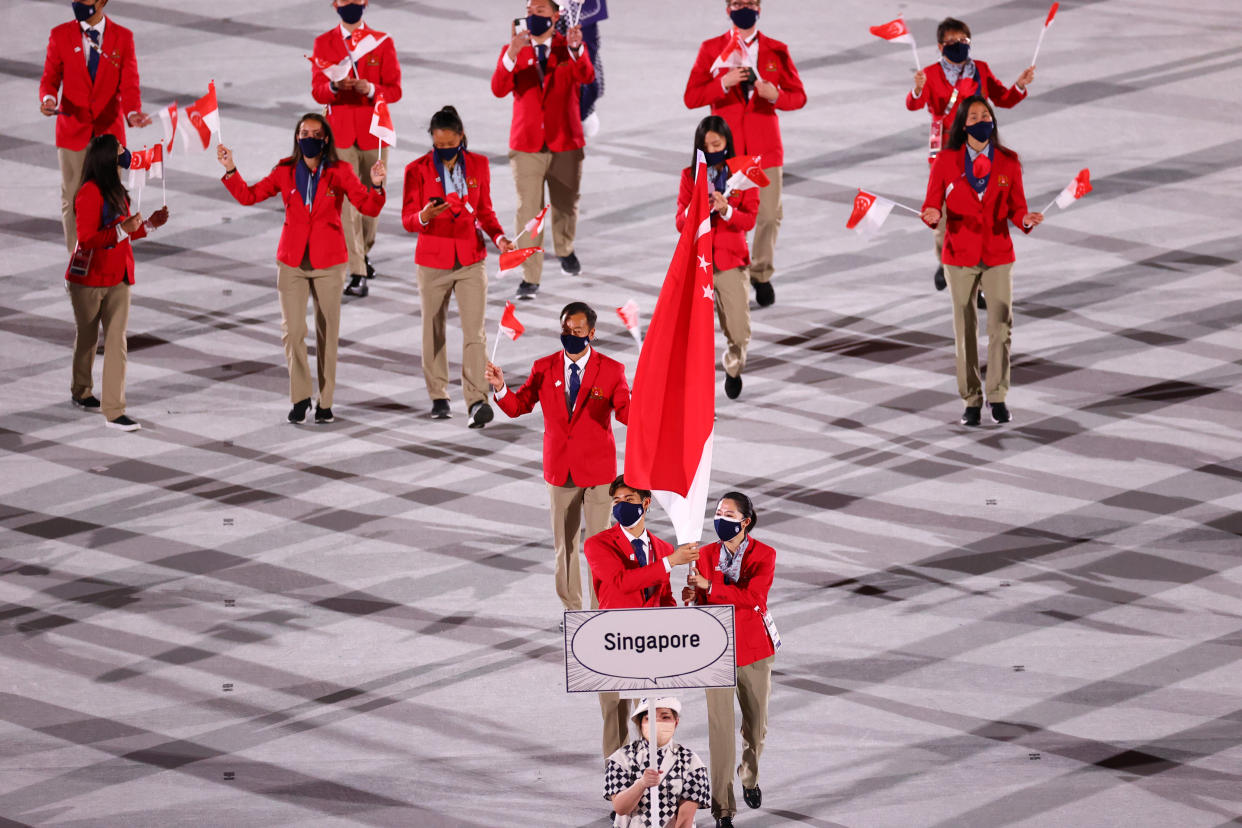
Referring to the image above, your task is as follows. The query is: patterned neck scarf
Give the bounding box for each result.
[941,57,977,87]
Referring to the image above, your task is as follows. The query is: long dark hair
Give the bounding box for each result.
[945,96,1016,159]
[79,134,129,217]
[693,115,735,168]
[719,491,758,532]
[287,113,340,166]
[428,105,468,150]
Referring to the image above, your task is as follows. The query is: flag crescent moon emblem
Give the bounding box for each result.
[854,194,872,212]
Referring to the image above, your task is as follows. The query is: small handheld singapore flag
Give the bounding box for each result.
[498,301,526,341]
[724,155,770,193]
[868,17,914,43]
[158,101,177,154]
[498,247,541,279]
[369,94,395,147]
[126,144,164,190]
[616,299,642,346]
[182,82,221,151]
[846,189,896,238]
[1051,168,1092,210]
[306,53,352,84]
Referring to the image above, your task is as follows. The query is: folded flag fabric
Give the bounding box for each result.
[499,301,525,341]
[1053,168,1092,209]
[846,189,896,238]
[158,101,177,154]
[869,17,914,44]
[369,94,395,147]
[499,247,541,278]
[126,144,164,190]
[616,299,642,344]
[182,82,221,151]
[307,53,352,84]
[710,27,756,73]
[521,205,550,238]
[724,155,770,193]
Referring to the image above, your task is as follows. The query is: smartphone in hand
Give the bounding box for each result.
[513,17,527,32]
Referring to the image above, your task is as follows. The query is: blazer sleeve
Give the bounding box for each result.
[674,169,693,233]
[374,39,403,103]
[491,46,516,98]
[401,162,424,233]
[335,163,386,217]
[74,185,121,250]
[475,161,506,243]
[571,44,596,84]
[119,30,142,116]
[40,31,64,101]
[610,364,631,426]
[725,188,759,231]
[922,154,951,223]
[684,42,728,109]
[310,38,339,105]
[982,64,1027,109]
[772,46,807,112]
[585,536,671,599]
[905,83,928,112]
[222,166,282,206]
[705,546,774,612]
[496,361,543,417]
[1006,159,1034,234]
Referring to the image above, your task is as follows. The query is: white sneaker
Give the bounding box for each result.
[582,112,600,138]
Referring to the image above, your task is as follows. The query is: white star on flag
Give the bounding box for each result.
[697,255,711,272]
[702,285,714,300]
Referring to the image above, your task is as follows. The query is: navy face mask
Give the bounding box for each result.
[526,14,554,37]
[613,501,645,528]
[299,137,326,158]
[561,332,590,354]
[434,146,461,163]
[337,4,365,25]
[704,149,728,167]
[117,148,132,169]
[714,517,744,542]
[729,8,759,29]
[942,41,970,63]
[72,2,96,23]
[965,120,994,142]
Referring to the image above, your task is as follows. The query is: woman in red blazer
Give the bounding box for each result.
[67,135,169,432]
[402,106,514,427]
[217,113,386,425]
[922,96,1043,427]
[677,116,759,402]
[684,491,777,823]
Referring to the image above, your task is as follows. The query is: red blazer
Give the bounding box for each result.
[40,19,142,151]
[585,525,676,610]
[922,146,1031,267]
[906,60,1026,158]
[310,24,402,151]
[222,159,386,269]
[690,537,776,667]
[683,32,806,169]
[494,349,630,487]
[490,36,595,153]
[68,180,147,287]
[676,166,759,272]
[401,151,506,270]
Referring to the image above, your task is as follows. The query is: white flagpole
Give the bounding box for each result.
[647,696,659,828]
[1041,195,1061,213]
[1032,27,1048,67]
[910,40,920,72]
[891,201,923,215]
[491,321,503,362]
[161,169,167,207]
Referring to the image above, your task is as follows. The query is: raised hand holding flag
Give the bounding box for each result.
[1032,3,1060,66]
[870,16,920,70]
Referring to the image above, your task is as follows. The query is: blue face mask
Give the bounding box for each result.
[561,332,589,354]
[965,120,994,142]
[526,14,554,37]
[613,501,645,528]
[714,517,744,542]
[299,137,325,158]
[72,2,96,23]
[435,146,461,163]
[942,41,970,64]
[117,148,132,169]
[729,8,759,30]
[336,3,365,25]
[704,149,728,167]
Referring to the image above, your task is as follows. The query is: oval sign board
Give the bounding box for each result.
[571,607,730,683]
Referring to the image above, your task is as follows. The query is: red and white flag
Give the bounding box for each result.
[616,299,642,346]
[519,205,550,240]
[158,102,177,154]
[846,189,896,238]
[307,53,352,84]
[126,144,164,190]
[870,16,920,68]
[723,154,770,194]
[709,27,755,74]
[498,301,525,341]
[1051,168,1092,210]
[1032,2,1060,65]
[498,246,541,279]
[182,82,221,151]
[348,28,389,62]
[624,151,717,544]
[369,94,395,147]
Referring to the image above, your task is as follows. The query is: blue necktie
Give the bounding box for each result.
[86,29,100,81]
[631,538,647,566]
[536,44,548,77]
[568,362,581,411]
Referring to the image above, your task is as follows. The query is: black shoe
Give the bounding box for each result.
[743,785,762,809]
[365,256,376,280]
[288,398,312,424]
[753,280,775,307]
[467,401,494,429]
[715,818,735,828]
[960,406,981,427]
[105,414,141,432]
[934,265,946,291]
[990,402,1012,424]
[72,395,101,410]
[514,280,539,301]
[724,373,742,400]
[314,405,334,424]
[344,274,369,297]
[430,399,451,420]
[559,251,581,276]
[977,290,987,311]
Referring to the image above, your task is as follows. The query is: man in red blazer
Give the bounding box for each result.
[684,0,806,308]
[484,302,630,614]
[40,0,152,253]
[490,1,594,300]
[906,16,1033,291]
[584,476,700,757]
[311,0,402,298]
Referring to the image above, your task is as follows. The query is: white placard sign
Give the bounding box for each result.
[564,606,735,693]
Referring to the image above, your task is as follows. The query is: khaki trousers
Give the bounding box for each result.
[748,165,783,285]
[714,267,751,378]
[68,282,130,420]
[337,144,387,275]
[598,693,631,760]
[945,263,1013,406]
[59,148,88,254]
[509,148,584,284]
[276,262,347,407]
[547,481,611,610]
[417,261,489,408]
[706,655,774,818]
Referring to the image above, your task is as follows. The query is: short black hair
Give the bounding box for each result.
[719,491,758,531]
[560,301,597,329]
[937,17,971,44]
[610,475,653,501]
